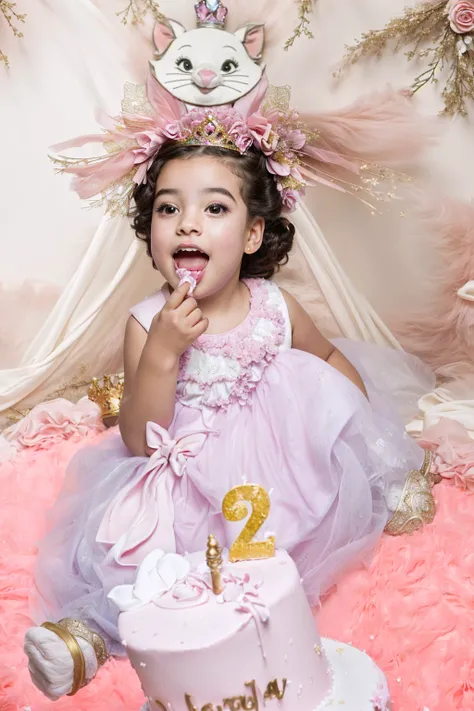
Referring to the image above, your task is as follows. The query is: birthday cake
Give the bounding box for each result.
[109,543,391,711]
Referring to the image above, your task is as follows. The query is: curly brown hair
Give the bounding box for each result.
[130,143,295,280]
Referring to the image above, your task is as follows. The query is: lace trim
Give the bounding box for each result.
[178,279,286,408]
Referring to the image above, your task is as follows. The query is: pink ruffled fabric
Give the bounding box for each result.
[418,418,474,491]
[2,397,105,455]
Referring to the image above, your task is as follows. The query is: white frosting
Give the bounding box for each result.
[176,269,197,294]
[108,550,191,612]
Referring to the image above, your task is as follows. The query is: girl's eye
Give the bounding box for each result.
[221,59,238,74]
[207,203,229,216]
[156,204,178,215]
[177,57,193,72]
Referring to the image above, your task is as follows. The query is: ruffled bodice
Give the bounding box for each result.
[130,278,292,411]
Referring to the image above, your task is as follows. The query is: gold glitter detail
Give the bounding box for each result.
[0,1,26,66]
[314,644,322,655]
[116,0,163,25]
[336,647,344,655]
[206,534,224,595]
[57,618,108,669]
[223,484,276,562]
[285,0,315,50]
[335,0,474,117]
[262,84,292,113]
[385,452,437,535]
[121,82,154,118]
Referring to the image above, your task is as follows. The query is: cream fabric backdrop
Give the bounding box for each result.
[0,0,470,422]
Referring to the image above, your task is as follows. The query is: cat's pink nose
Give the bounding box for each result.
[198,69,217,87]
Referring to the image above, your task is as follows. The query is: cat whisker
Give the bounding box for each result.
[221,84,241,93]
[165,72,191,77]
[226,74,250,79]
[164,79,194,86]
[224,80,250,87]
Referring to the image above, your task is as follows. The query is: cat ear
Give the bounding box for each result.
[234,24,265,61]
[153,19,186,57]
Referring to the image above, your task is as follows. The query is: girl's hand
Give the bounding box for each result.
[149,283,208,359]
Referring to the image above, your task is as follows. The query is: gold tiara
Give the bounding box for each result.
[179,115,244,153]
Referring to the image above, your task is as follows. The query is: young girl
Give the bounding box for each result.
[25,141,435,700]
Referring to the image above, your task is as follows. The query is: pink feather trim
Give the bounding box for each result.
[396,197,474,375]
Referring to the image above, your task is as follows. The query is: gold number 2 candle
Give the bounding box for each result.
[222,484,275,562]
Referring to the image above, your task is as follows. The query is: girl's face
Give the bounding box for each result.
[151,155,263,299]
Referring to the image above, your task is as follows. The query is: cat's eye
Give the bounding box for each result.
[177,57,193,72]
[221,59,239,74]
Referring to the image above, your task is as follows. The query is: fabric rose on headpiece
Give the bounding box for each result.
[247,115,279,156]
[280,188,301,213]
[265,127,306,178]
[447,0,474,33]
[132,128,168,183]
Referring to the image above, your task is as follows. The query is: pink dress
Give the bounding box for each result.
[32,278,434,655]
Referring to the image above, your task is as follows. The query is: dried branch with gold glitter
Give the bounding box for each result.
[116,0,163,25]
[284,0,315,50]
[335,0,474,117]
[0,0,26,66]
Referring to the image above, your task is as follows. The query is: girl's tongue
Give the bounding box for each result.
[174,250,208,272]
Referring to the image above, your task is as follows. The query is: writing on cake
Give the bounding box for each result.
[155,678,287,711]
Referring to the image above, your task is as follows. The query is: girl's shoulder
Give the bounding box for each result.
[130,286,167,332]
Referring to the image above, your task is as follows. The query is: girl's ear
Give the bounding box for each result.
[244,217,265,254]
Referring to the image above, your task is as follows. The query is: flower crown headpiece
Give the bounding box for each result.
[51,0,412,216]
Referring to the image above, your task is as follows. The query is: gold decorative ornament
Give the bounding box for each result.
[56,618,108,669]
[116,0,163,25]
[181,115,244,153]
[222,484,276,563]
[40,618,108,696]
[40,622,86,696]
[384,451,437,535]
[1,1,26,67]
[206,534,224,595]
[284,0,315,50]
[335,0,474,117]
[88,374,124,421]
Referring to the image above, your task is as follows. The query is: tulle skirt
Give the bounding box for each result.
[31,342,433,656]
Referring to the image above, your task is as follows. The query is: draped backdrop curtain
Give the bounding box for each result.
[1,0,473,425]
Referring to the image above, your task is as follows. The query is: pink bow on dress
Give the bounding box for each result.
[96,421,209,566]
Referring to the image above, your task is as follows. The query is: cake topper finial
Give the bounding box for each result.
[194,0,228,29]
[206,534,224,595]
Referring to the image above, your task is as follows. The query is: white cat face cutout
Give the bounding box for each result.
[150,19,265,107]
